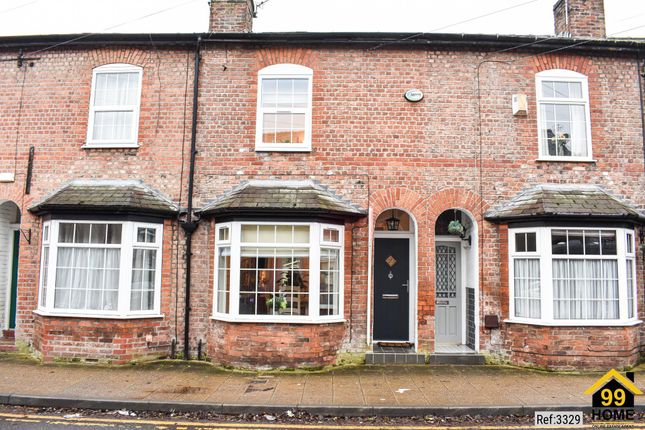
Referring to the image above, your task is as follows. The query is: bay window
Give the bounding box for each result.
[213,222,343,322]
[38,220,162,317]
[509,227,638,324]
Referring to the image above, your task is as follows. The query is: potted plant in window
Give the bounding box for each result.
[266,294,287,314]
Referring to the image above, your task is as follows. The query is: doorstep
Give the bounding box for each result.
[365,344,426,365]
[428,353,486,365]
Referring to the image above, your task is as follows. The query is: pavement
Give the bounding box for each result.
[0,353,644,417]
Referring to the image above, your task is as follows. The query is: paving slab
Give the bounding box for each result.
[1,354,645,416]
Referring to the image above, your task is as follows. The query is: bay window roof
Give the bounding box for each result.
[485,184,645,223]
[28,179,179,217]
[198,180,366,219]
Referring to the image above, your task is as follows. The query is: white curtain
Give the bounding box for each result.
[40,247,49,307]
[627,259,634,319]
[217,247,231,313]
[54,248,73,308]
[54,246,121,311]
[92,72,139,141]
[514,258,541,318]
[87,248,105,310]
[553,259,618,319]
[131,249,155,311]
[58,223,74,243]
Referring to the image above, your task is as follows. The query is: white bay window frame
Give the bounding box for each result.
[37,220,163,318]
[255,64,313,152]
[535,69,593,162]
[212,221,344,323]
[85,63,143,148]
[508,226,639,326]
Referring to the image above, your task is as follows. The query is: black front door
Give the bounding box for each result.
[373,238,410,341]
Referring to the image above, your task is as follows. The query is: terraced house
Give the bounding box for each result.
[1,0,644,370]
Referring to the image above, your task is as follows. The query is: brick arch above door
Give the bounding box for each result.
[427,188,487,227]
[369,187,427,227]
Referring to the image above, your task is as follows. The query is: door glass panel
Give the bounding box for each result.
[436,245,457,298]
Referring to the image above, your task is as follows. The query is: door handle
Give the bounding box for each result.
[402,281,409,293]
[382,294,399,300]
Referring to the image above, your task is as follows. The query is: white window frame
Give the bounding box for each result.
[36,220,163,318]
[255,64,313,152]
[85,63,143,148]
[535,69,593,162]
[509,228,542,320]
[626,231,637,319]
[508,226,640,326]
[212,221,344,323]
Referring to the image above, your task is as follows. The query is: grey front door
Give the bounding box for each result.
[373,238,409,341]
[435,242,461,344]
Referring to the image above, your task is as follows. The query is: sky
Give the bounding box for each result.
[0,0,643,38]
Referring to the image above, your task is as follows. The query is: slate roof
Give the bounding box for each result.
[198,180,366,218]
[485,184,645,223]
[29,179,179,217]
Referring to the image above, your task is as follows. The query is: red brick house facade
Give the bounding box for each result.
[1,0,644,370]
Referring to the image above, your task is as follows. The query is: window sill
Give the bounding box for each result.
[255,145,312,153]
[535,158,596,163]
[211,314,345,324]
[82,143,140,150]
[504,318,642,327]
[33,309,164,320]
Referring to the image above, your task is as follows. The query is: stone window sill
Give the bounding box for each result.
[211,315,345,324]
[504,318,642,327]
[535,158,596,163]
[33,309,164,320]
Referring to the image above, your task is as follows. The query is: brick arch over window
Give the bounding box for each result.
[532,54,593,76]
[256,48,318,71]
[89,49,153,69]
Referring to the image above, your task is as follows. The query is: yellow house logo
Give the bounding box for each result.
[584,369,642,422]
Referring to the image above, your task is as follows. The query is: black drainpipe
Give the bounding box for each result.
[638,55,645,175]
[180,36,201,360]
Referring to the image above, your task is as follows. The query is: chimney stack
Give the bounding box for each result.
[209,0,255,33]
[553,0,606,38]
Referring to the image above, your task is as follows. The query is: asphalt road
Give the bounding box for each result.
[0,411,530,430]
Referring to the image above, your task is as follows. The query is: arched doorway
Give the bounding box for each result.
[372,208,417,345]
[0,201,20,334]
[434,209,479,353]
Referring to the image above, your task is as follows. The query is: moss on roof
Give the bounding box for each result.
[198,180,366,218]
[485,184,645,222]
[29,179,178,217]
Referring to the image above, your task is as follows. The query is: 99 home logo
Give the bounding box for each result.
[584,369,642,423]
